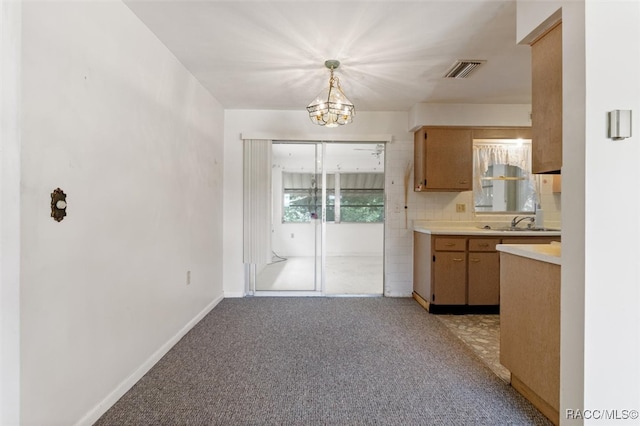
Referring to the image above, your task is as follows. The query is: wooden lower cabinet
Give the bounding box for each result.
[433,251,466,305]
[412,231,432,301]
[413,232,560,313]
[468,252,500,305]
[467,238,500,305]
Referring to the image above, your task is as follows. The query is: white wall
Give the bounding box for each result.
[274,223,384,257]
[0,0,22,424]
[408,103,532,131]
[20,2,225,425]
[518,1,640,424]
[583,1,640,423]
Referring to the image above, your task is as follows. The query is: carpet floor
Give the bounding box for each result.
[95,297,551,425]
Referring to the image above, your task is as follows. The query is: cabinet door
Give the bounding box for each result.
[432,252,467,304]
[425,128,472,190]
[414,127,427,191]
[531,22,562,173]
[413,232,431,300]
[468,252,500,305]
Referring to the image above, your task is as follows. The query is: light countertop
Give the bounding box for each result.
[413,221,562,238]
[496,242,561,265]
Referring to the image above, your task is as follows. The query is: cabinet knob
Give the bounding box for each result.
[470,258,481,263]
[445,243,455,247]
[453,258,464,262]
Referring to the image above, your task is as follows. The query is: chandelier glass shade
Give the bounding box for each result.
[306,60,355,127]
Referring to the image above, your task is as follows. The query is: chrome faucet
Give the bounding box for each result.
[511,216,535,228]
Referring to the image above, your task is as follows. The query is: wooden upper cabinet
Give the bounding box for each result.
[531,22,562,174]
[472,127,532,140]
[414,127,472,191]
[413,127,427,190]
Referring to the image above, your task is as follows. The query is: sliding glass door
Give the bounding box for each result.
[255,143,322,292]
[252,141,384,295]
[324,143,384,295]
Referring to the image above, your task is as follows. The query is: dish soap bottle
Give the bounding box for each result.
[535,204,545,228]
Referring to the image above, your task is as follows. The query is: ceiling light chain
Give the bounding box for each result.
[307,60,355,127]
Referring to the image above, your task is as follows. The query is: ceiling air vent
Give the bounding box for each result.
[443,60,485,79]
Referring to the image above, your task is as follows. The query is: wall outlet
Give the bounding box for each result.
[291,233,294,238]
[186,270,191,285]
[456,203,466,213]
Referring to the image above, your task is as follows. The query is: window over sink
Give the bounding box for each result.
[473,139,537,214]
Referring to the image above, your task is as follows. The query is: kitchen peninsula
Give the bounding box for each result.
[497,242,561,425]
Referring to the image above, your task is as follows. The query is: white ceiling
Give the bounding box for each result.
[124,0,531,112]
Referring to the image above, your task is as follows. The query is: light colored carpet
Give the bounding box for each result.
[95,298,551,425]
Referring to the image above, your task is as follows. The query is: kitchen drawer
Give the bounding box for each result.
[469,238,500,252]
[434,237,466,251]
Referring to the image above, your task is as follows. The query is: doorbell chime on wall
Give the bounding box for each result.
[51,188,67,222]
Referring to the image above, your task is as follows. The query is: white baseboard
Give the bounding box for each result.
[384,291,413,297]
[75,294,224,426]
[224,291,245,298]
[253,290,323,297]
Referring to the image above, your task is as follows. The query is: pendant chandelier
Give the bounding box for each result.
[306,60,355,127]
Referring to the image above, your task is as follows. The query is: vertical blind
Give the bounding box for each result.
[243,139,272,265]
